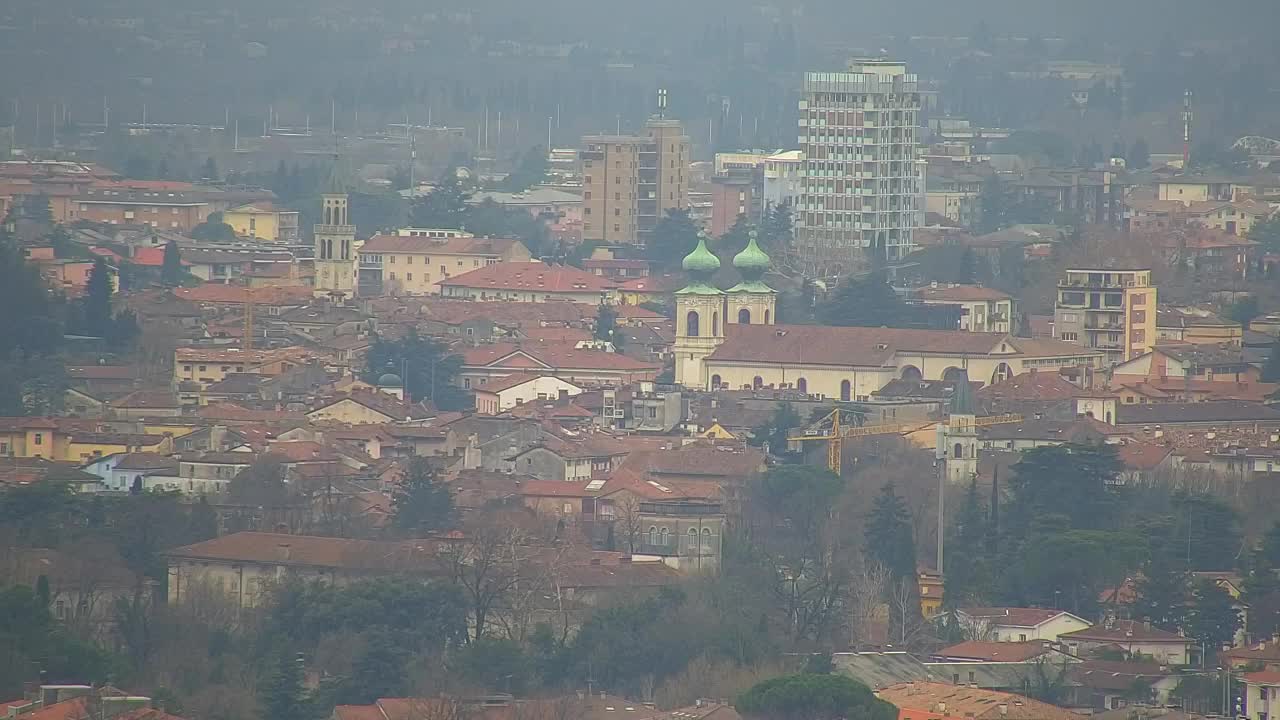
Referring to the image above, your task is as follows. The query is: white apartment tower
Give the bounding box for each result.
[795,60,924,274]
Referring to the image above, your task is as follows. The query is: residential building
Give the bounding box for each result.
[956,607,1092,643]
[221,202,300,242]
[1053,267,1157,365]
[439,261,616,304]
[634,499,724,573]
[628,382,683,433]
[581,116,690,244]
[1112,343,1260,387]
[1156,307,1243,345]
[357,234,531,296]
[795,59,923,269]
[1066,660,1181,710]
[71,183,211,231]
[1242,671,1280,720]
[913,284,1016,334]
[1059,620,1193,665]
[1013,168,1127,226]
[313,174,357,298]
[165,532,446,608]
[468,187,583,223]
[1156,176,1235,204]
[709,167,763,237]
[473,374,584,415]
[763,150,803,210]
[460,342,660,388]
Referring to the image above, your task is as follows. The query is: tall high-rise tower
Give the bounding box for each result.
[313,158,357,297]
[795,59,923,274]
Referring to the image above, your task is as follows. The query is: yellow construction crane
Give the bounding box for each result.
[789,408,1023,474]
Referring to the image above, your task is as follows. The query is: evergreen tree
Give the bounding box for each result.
[499,145,549,193]
[1129,138,1151,169]
[83,258,114,332]
[161,240,183,286]
[258,652,313,720]
[1185,579,1242,650]
[409,166,470,229]
[1264,522,1280,569]
[390,458,456,535]
[201,157,219,182]
[1133,546,1190,631]
[817,273,907,328]
[594,304,622,347]
[865,481,917,583]
[749,402,802,457]
[720,214,755,255]
[1261,342,1280,383]
[22,195,53,224]
[760,200,793,254]
[646,209,701,271]
[957,247,978,284]
[945,476,991,606]
[363,329,469,411]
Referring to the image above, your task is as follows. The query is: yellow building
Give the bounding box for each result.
[357,233,531,296]
[0,418,67,459]
[63,432,171,463]
[1156,307,1243,345]
[1156,177,1233,204]
[222,202,301,242]
[919,569,945,618]
[1053,268,1157,366]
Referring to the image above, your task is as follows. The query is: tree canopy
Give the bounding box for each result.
[738,673,896,720]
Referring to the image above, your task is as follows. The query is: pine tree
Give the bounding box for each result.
[865,481,917,583]
[1185,579,1241,650]
[161,240,183,286]
[1262,342,1280,383]
[83,258,113,332]
[1133,547,1190,631]
[945,476,991,606]
[258,652,313,720]
[390,458,456,535]
[409,166,470,229]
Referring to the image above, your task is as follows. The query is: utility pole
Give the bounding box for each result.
[1182,89,1193,168]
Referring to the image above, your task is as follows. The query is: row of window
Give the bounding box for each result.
[182,363,246,373]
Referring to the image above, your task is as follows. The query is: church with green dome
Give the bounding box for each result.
[673,230,776,389]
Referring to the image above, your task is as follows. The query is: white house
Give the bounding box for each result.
[1243,670,1280,720]
[957,607,1092,643]
[1059,620,1193,665]
[473,374,584,415]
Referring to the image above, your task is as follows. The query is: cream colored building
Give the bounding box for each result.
[913,284,1016,334]
[1053,268,1157,366]
[473,374,584,414]
[702,325,1101,401]
[222,202,300,242]
[165,532,441,609]
[314,186,358,297]
[357,234,531,296]
[581,116,690,244]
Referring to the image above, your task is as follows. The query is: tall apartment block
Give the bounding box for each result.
[795,60,924,273]
[1054,268,1157,366]
[581,118,690,245]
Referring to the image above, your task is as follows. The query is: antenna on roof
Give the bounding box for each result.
[657,88,668,120]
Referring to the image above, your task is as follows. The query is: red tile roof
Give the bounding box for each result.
[1244,670,1280,685]
[959,607,1079,628]
[979,371,1109,402]
[1060,619,1188,643]
[462,342,659,373]
[174,285,313,306]
[440,261,615,293]
[934,640,1054,662]
[1117,442,1173,471]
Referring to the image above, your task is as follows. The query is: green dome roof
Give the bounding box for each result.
[681,233,720,274]
[733,230,771,274]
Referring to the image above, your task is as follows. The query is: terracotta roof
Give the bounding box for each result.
[1117,442,1173,471]
[933,640,1054,663]
[309,390,431,422]
[475,373,578,394]
[1116,401,1280,425]
[708,324,1094,367]
[22,697,90,720]
[519,326,593,343]
[914,284,1012,302]
[440,261,615,293]
[112,453,180,472]
[69,432,167,447]
[112,389,180,409]
[556,558,682,589]
[174,285,313,305]
[462,342,659,373]
[165,531,445,572]
[360,234,521,255]
[1244,670,1280,685]
[979,372,1108,402]
[1060,619,1188,643]
[877,682,1079,720]
[959,607,1080,628]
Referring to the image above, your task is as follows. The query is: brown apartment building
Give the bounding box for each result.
[581,118,689,245]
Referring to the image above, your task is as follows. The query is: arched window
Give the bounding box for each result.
[953,442,963,459]
[796,377,808,393]
[659,527,670,545]
[701,526,713,550]
[712,311,719,336]
[764,309,771,324]
[648,526,658,545]
[902,366,923,381]
[753,376,764,390]
[686,310,700,337]
[324,206,332,225]
[710,374,721,390]
[841,380,852,402]
[738,308,751,324]
[991,362,1013,384]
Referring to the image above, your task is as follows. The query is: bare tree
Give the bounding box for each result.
[444,511,537,640]
[611,493,644,554]
[886,576,930,650]
[848,559,890,649]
